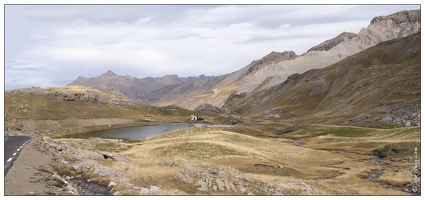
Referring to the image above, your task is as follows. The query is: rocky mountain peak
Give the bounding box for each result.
[100,70,117,77]
[370,10,421,25]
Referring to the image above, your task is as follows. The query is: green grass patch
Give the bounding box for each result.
[324,127,372,137]
[153,142,248,160]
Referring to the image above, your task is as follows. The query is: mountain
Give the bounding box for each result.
[148,10,420,109]
[233,10,420,94]
[199,74,215,79]
[68,10,420,114]
[225,31,421,127]
[69,70,185,100]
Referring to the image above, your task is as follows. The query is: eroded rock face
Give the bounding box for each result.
[51,90,101,103]
[236,10,421,94]
[307,32,357,52]
[246,51,298,75]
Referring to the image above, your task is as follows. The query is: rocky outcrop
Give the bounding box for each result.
[307,32,357,52]
[246,51,298,75]
[174,166,285,195]
[50,90,101,103]
[375,99,421,126]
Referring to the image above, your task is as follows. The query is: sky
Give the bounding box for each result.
[3,3,421,90]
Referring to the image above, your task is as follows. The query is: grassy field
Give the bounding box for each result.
[68,123,420,195]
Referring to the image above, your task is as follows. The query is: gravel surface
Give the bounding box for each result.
[4,138,66,196]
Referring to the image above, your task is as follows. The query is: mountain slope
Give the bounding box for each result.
[307,32,357,52]
[235,10,420,94]
[68,10,420,112]
[151,9,420,109]
[70,70,186,100]
[225,31,421,127]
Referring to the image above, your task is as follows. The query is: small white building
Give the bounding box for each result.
[190,115,198,121]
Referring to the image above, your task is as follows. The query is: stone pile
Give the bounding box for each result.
[375,99,421,126]
[174,166,285,195]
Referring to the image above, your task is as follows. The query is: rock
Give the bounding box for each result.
[217,170,228,179]
[158,157,175,166]
[108,182,117,191]
[253,155,263,160]
[140,187,149,195]
[149,186,160,193]
[229,182,236,191]
[93,165,119,177]
[216,178,225,190]
[52,174,68,185]
[73,164,85,172]
[237,185,247,194]
[375,99,421,126]
[412,186,418,193]
[175,172,193,184]
[223,179,231,190]
[66,184,79,195]
[183,167,198,175]
[196,179,209,191]
[96,151,115,160]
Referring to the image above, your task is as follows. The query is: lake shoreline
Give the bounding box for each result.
[62,123,191,141]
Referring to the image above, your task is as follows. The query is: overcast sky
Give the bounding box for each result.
[4,4,420,90]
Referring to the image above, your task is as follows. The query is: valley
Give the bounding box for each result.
[4,9,421,196]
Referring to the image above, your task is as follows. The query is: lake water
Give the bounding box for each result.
[65,123,190,141]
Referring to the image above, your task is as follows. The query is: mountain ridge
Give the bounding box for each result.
[224,31,420,127]
[69,10,421,114]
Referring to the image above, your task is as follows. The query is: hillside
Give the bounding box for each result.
[4,85,217,132]
[224,31,421,127]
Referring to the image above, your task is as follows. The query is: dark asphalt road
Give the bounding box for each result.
[4,136,32,176]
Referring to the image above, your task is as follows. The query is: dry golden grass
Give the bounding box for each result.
[110,128,343,194]
[58,123,418,195]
